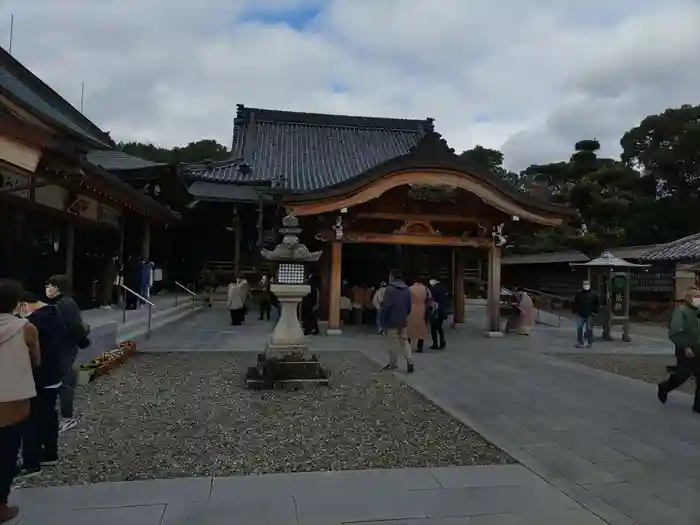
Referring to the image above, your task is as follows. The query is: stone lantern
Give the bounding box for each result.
[245,213,330,389]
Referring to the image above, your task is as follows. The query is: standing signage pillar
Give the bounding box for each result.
[607,271,632,342]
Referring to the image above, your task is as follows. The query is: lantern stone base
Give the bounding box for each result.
[245,283,330,389]
[245,351,330,389]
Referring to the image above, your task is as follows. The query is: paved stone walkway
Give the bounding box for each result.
[12,466,602,525]
[12,306,700,524]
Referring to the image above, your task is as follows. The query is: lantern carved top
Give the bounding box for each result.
[261,213,322,263]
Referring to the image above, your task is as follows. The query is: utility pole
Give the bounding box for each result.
[80,82,85,113]
[8,14,14,55]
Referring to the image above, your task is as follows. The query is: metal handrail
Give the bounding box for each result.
[518,287,573,328]
[174,281,196,296]
[174,281,197,310]
[119,284,155,339]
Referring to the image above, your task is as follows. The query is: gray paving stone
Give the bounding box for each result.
[294,488,426,524]
[13,477,211,510]
[538,479,636,525]
[211,468,441,502]
[583,482,695,525]
[523,446,620,484]
[429,465,546,489]
[415,484,581,518]
[160,496,298,525]
[468,510,608,525]
[18,504,166,525]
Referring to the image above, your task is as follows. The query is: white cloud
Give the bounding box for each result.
[3,0,700,171]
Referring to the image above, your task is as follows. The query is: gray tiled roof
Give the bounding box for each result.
[187,106,430,191]
[0,48,112,147]
[501,251,589,265]
[640,233,700,262]
[87,150,167,171]
[188,181,259,202]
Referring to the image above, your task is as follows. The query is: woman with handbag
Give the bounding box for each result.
[407,276,432,353]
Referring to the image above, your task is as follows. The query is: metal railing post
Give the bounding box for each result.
[147,303,152,339]
[122,287,127,324]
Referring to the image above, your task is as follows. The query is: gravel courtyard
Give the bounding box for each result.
[554,352,695,394]
[23,351,512,487]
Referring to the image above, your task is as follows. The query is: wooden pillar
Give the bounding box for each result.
[141,219,151,260]
[65,223,75,285]
[233,206,241,277]
[487,244,502,334]
[327,240,343,334]
[453,248,465,324]
[319,246,331,321]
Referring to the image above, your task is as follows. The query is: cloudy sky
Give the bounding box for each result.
[3,0,700,171]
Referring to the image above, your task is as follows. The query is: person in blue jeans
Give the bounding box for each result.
[572,280,599,348]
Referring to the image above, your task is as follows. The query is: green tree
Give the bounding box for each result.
[620,104,700,242]
[460,145,522,187]
[513,140,644,255]
[118,139,230,165]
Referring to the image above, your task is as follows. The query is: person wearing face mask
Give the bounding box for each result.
[571,280,599,348]
[15,291,68,478]
[45,275,86,433]
[657,289,700,415]
[0,280,40,523]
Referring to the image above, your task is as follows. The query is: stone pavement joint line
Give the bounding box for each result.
[13,466,605,525]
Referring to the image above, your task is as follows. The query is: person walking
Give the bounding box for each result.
[227,278,248,325]
[17,291,68,477]
[380,269,413,373]
[45,275,86,433]
[428,278,448,349]
[513,288,536,336]
[407,276,432,353]
[258,274,271,320]
[122,256,140,310]
[201,267,216,308]
[0,280,40,523]
[372,282,387,334]
[572,280,599,348]
[301,275,320,335]
[657,289,700,414]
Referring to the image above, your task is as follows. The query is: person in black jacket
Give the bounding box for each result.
[428,278,449,349]
[572,280,600,348]
[45,275,85,433]
[16,291,69,477]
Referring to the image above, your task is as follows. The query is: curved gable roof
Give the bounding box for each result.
[284,130,574,218]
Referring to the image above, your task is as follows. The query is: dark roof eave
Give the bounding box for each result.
[82,161,179,224]
[0,47,114,148]
[0,83,112,149]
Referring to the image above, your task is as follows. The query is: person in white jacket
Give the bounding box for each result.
[372,282,387,334]
[227,278,249,326]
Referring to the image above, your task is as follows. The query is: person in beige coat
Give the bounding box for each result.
[227,278,249,326]
[407,278,432,353]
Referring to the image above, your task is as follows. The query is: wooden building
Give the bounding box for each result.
[0,47,177,305]
[187,106,572,333]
